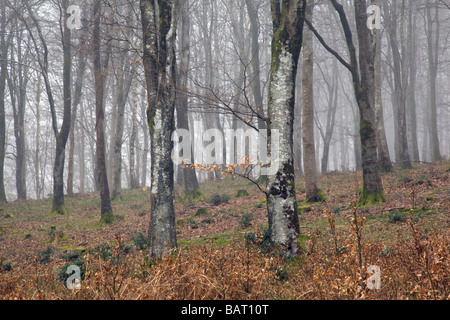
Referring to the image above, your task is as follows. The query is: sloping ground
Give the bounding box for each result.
[0,160,449,299]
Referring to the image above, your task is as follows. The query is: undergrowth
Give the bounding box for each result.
[1,214,448,300]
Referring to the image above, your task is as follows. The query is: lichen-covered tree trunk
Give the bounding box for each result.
[141,0,178,258]
[266,0,304,256]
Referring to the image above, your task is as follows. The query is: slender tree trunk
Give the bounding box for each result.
[407,5,419,162]
[34,74,41,199]
[67,41,87,196]
[93,0,113,222]
[8,26,28,201]
[0,0,7,203]
[266,0,304,256]
[49,0,73,214]
[177,0,199,196]
[302,0,324,202]
[141,0,178,258]
[129,77,138,189]
[373,4,392,172]
[426,0,441,162]
[385,0,411,169]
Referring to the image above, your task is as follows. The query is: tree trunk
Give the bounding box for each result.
[323,0,385,206]
[426,0,441,162]
[8,26,28,201]
[386,0,411,169]
[302,0,324,202]
[407,4,419,162]
[266,0,304,256]
[141,0,178,258]
[0,0,7,203]
[129,77,138,189]
[93,0,113,223]
[67,36,87,197]
[373,2,392,172]
[50,0,73,215]
[176,0,199,196]
[111,56,134,200]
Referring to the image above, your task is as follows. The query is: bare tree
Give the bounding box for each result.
[308,0,386,205]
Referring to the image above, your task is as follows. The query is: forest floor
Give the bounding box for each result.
[0,160,449,300]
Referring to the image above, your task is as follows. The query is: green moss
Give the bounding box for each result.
[305,189,328,204]
[236,189,250,197]
[182,190,204,205]
[49,202,69,216]
[195,208,209,217]
[358,189,386,207]
[99,211,115,225]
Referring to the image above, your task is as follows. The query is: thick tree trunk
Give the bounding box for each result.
[266,0,304,256]
[141,0,178,258]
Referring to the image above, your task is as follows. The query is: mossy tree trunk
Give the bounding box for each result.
[141,0,178,258]
[266,0,305,256]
